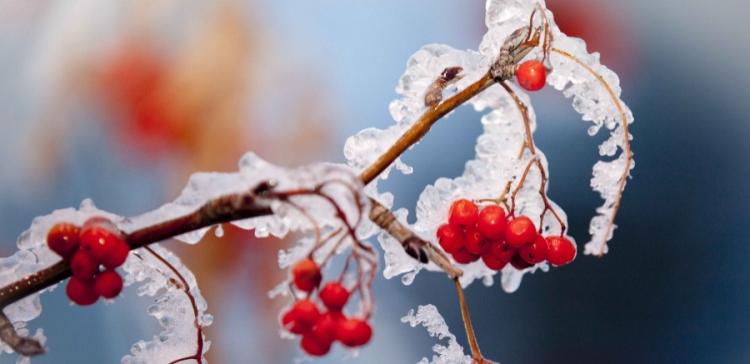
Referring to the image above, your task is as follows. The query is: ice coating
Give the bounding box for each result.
[0,200,120,363]
[345,0,631,289]
[0,153,367,362]
[401,304,472,364]
[121,244,211,364]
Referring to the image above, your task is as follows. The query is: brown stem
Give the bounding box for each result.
[359,73,496,184]
[368,198,462,279]
[0,312,44,356]
[551,48,632,254]
[453,278,490,364]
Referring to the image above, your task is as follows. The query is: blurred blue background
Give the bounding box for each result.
[0,0,748,363]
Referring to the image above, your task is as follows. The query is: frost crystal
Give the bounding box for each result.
[401,305,472,364]
[345,0,632,290]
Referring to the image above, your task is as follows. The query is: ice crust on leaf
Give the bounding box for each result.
[121,244,211,364]
[401,305,472,364]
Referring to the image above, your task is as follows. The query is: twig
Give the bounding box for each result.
[359,73,496,184]
[453,278,491,364]
[551,48,632,253]
[0,312,44,356]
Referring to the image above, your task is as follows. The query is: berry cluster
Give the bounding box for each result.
[436,199,576,270]
[281,258,373,356]
[47,217,129,305]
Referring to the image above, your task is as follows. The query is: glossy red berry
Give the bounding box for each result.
[481,252,508,271]
[452,248,480,264]
[94,270,123,299]
[516,60,547,91]
[282,299,321,334]
[510,253,533,270]
[448,199,478,227]
[436,224,463,254]
[319,282,350,311]
[336,318,373,347]
[463,226,485,255]
[301,332,332,356]
[102,239,129,269]
[477,205,507,239]
[520,235,548,265]
[545,236,577,266]
[505,216,538,248]
[483,239,515,262]
[47,223,80,259]
[70,250,99,281]
[80,223,126,265]
[66,277,99,305]
[310,311,344,343]
[292,258,322,292]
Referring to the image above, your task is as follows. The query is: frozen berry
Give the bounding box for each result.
[319,282,350,311]
[66,277,99,305]
[520,235,548,264]
[448,199,478,227]
[505,216,537,248]
[101,239,129,269]
[477,205,507,239]
[70,250,99,281]
[47,223,80,259]
[301,332,332,356]
[481,252,508,271]
[463,226,485,255]
[510,253,533,270]
[310,311,344,343]
[483,239,515,262]
[94,270,123,299]
[336,318,373,347]
[516,60,546,91]
[452,249,480,264]
[282,299,320,334]
[545,236,577,266]
[436,224,463,254]
[292,258,322,292]
[80,223,126,264]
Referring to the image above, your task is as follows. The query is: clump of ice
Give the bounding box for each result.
[121,244,211,364]
[401,304,472,364]
[345,0,632,290]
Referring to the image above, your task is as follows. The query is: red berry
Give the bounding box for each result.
[436,224,463,254]
[301,332,332,356]
[70,250,99,281]
[80,224,126,265]
[505,216,537,248]
[319,282,350,311]
[484,239,515,262]
[101,239,129,269]
[94,270,123,299]
[448,199,478,227]
[520,235,548,265]
[452,249,480,264]
[66,277,99,305]
[510,253,533,270]
[292,258,322,292]
[516,60,547,91]
[481,252,508,271]
[463,226,485,255]
[336,318,373,347]
[282,299,321,334]
[477,205,507,239]
[47,223,80,259]
[310,311,345,343]
[545,236,577,266]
